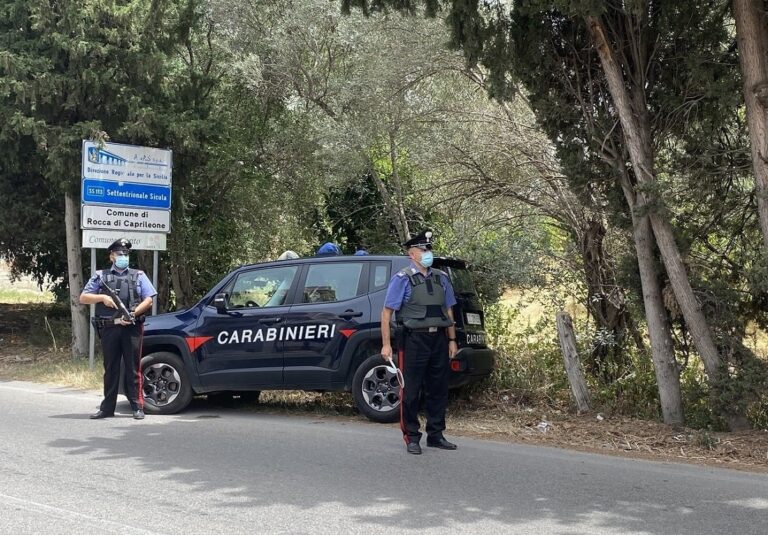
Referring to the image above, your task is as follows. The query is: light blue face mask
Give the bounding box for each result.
[420,250,434,268]
[114,255,129,269]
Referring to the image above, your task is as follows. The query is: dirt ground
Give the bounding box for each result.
[2,341,767,474]
[447,395,768,473]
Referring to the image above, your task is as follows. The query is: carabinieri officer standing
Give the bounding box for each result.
[80,238,157,420]
[380,230,459,454]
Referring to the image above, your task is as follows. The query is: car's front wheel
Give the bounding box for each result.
[352,355,402,423]
[141,351,193,415]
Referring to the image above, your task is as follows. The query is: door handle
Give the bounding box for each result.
[339,311,363,319]
[260,317,283,324]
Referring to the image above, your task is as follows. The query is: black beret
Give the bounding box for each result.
[403,230,433,249]
[107,238,132,252]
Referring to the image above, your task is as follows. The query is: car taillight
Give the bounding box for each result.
[450,360,464,372]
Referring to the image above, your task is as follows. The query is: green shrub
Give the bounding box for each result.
[483,303,571,406]
[482,301,753,427]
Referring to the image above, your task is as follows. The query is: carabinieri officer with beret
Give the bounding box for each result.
[80,238,157,420]
[380,230,459,454]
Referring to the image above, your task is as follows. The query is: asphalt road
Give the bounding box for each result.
[1,380,767,534]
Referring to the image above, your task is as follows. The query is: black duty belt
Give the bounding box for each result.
[407,326,443,333]
[94,316,144,327]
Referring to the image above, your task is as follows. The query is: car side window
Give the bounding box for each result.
[370,262,390,291]
[228,266,298,308]
[301,263,364,304]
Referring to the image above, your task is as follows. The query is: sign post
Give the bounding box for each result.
[81,141,172,368]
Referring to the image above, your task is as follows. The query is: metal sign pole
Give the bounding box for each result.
[89,248,96,370]
[152,250,159,315]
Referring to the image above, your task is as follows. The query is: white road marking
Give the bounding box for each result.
[0,493,160,534]
[0,383,98,399]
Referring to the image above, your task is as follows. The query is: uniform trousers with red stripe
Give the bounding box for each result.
[99,323,143,413]
[400,331,449,444]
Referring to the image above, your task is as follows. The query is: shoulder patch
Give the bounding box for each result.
[396,271,407,278]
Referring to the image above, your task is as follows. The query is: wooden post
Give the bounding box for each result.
[556,311,591,413]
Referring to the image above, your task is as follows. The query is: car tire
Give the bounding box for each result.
[352,355,402,423]
[141,351,193,415]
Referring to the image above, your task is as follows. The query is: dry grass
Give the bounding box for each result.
[0,263,55,304]
[744,321,768,355]
[0,345,103,390]
[0,287,54,304]
[499,289,585,331]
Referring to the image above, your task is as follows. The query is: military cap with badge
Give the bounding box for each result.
[404,229,434,268]
[403,230,433,250]
[108,238,132,253]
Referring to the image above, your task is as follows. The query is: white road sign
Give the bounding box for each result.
[81,205,170,233]
[82,229,167,251]
[82,141,172,186]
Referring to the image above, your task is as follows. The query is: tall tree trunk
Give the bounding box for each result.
[733,0,768,250]
[157,259,170,313]
[169,192,195,309]
[587,16,724,384]
[369,165,410,244]
[170,251,194,309]
[586,14,743,425]
[388,130,411,242]
[618,168,685,426]
[64,191,88,358]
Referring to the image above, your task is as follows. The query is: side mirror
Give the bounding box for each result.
[213,292,228,313]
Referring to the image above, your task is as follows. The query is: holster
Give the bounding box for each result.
[90,317,103,339]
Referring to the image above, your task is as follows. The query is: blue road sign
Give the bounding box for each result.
[82,179,172,209]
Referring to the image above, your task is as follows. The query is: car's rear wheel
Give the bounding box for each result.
[352,355,402,423]
[141,352,192,415]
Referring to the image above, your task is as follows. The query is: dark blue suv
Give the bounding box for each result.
[138,255,495,422]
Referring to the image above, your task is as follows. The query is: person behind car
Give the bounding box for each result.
[380,229,459,454]
[79,238,157,420]
[277,250,299,260]
[316,242,342,256]
[353,245,369,256]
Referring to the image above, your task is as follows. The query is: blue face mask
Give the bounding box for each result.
[420,250,434,268]
[114,255,129,269]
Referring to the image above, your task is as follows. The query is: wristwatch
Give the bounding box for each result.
[448,338,457,342]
